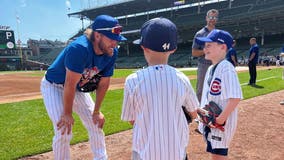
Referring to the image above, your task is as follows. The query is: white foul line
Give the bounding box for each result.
[240,76,277,86]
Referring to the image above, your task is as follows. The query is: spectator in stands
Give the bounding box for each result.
[277,45,284,66]
[276,55,280,67]
[40,15,126,160]
[192,9,219,102]
[248,37,259,86]
[263,53,270,67]
[226,39,238,67]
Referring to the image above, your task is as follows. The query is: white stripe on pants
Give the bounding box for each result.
[40,77,107,160]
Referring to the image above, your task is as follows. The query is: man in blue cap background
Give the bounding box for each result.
[41,14,126,160]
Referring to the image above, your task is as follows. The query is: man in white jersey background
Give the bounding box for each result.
[121,17,199,160]
[196,29,243,160]
[40,15,126,160]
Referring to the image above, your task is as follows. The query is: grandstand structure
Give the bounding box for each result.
[2,0,282,70]
[0,38,65,71]
[66,0,284,68]
[26,39,65,69]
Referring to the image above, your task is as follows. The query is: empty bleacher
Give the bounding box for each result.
[28,47,64,65]
[64,0,284,69]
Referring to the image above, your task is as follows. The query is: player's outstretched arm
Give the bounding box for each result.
[93,77,110,128]
[57,69,81,135]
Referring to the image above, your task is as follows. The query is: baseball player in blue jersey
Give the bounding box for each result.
[196,29,243,160]
[40,15,126,160]
[121,17,199,160]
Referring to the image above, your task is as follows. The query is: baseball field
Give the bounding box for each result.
[0,66,284,160]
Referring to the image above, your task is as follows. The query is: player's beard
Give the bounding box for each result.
[98,40,114,57]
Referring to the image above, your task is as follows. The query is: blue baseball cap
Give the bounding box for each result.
[92,15,127,41]
[196,29,233,49]
[134,17,177,52]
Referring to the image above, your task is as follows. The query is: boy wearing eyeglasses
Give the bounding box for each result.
[41,15,126,160]
[196,29,243,160]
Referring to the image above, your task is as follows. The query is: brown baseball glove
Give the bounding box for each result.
[197,101,225,131]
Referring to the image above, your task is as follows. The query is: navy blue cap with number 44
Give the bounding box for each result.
[133,17,178,52]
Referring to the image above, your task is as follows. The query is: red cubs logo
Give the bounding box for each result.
[210,78,221,95]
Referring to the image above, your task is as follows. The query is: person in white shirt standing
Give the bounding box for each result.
[196,29,243,160]
[121,17,199,160]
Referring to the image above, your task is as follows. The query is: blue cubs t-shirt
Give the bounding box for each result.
[45,35,117,86]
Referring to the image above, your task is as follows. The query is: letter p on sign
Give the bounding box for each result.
[6,32,12,40]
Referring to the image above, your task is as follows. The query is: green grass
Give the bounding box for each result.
[181,70,198,76]
[0,68,283,159]
[112,69,138,78]
[0,69,137,78]
[238,68,284,99]
[0,89,131,159]
[0,68,197,78]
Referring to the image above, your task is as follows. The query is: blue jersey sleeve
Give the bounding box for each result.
[64,44,88,74]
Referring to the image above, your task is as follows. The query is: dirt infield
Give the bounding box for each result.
[0,72,126,104]
[0,66,274,104]
[1,67,283,160]
[0,72,196,104]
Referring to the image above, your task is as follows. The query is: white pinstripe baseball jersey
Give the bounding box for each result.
[121,64,199,160]
[200,59,243,149]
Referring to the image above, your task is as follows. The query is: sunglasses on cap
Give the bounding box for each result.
[95,25,123,34]
[207,16,218,20]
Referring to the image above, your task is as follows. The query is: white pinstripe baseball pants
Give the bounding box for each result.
[40,77,107,160]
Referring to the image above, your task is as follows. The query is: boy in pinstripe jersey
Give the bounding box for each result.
[196,29,243,160]
[121,17,199,160]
